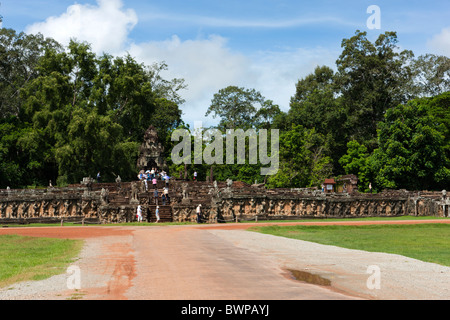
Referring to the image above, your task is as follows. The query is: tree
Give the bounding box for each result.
[266,125,332,188]
[287,65,347,173]
[206,86,266,131]
[0,121,28,187]
[371,99,450,191]
[409,54,450,97]
[426,92,450,159]
[339,140,373,191]
[147,61,187,106]
[335,30,414,149]
[288,66,338,131]
[254,99,281,129]
[0,28,61,118]
[0,30,185,188]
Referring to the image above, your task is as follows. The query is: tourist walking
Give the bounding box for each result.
[163,187,170,204]
[155,206,160,223]
[153,188,158,205]
[164,174,170,187]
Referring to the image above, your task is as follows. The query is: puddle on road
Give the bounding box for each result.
[287,269,331,286]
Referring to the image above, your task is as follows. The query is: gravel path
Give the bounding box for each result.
[207,229,450,300]
[0,223,449,300]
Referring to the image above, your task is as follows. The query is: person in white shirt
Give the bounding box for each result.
[155,206,160,223]
[136,205,143,222]
[196,204,201,223]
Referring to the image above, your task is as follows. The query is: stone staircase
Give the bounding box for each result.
[146,205,172,223]
[87,180,174,223]
[66,179,261,224]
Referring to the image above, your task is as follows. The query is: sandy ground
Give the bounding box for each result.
[0,220,449,300]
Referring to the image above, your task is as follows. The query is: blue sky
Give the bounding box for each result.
[1,0,449,127]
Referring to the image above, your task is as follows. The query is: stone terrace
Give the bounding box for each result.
[0,179,449,225]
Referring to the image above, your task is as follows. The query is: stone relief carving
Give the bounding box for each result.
[0,182,447,224]
[101,188,109,205]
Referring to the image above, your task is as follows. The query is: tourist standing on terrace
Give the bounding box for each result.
[153,188,158,205]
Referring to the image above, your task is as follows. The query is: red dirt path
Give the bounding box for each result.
[0,219,448,300]
[0,225,133,239]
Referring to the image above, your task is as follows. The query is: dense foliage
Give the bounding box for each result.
[1,28,449,191]
[200,30,450,191]
[0,28,184,188]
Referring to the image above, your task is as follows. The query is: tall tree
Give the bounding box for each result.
[409,54,450,98]
[287,65,346,173]
[0,28,61,118]
[206,86,266,131]
[335,30,414,149]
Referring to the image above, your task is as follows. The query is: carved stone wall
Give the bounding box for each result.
[0,187,102,224]
[0,180,448,225]
[169,183,449,223]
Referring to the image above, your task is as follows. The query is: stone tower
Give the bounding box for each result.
[137,126,167,171]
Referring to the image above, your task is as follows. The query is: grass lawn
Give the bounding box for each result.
[248,223,450,267]
[0,235,83,288]
[244,215,446,223]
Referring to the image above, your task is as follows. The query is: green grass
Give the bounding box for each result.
[0,235,83,288]
[243,215,446,223]
[248,224,450,267]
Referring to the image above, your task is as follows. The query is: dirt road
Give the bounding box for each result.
[0,219,449,300]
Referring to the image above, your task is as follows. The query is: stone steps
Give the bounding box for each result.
[145,205,172,223]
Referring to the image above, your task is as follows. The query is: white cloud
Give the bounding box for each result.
[428,27,450,57]
[143,11,357,29]
[23,0,339,128]
[248,47,338,110]
[128,37,338,127]
[25,0,138,55]
[128,35,256,127]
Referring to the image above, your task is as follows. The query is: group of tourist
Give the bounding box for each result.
[153,187,171,205]
[138,168,170,191]
[136,167,171,223]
